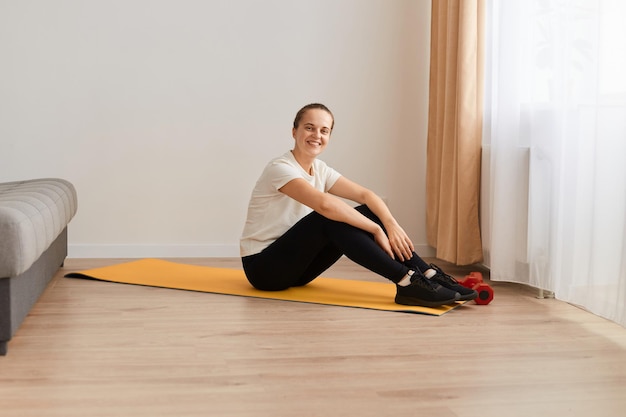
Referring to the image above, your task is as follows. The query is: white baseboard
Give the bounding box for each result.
[69,243,435,259]
[68,244,240,259]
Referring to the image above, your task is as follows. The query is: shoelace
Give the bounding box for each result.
[431,265,459,285]
[411,274,437,290]
[436,272,458,285]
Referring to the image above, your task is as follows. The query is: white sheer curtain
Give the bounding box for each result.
[483,0,626,327]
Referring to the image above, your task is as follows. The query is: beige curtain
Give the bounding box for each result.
[426,0,484,265]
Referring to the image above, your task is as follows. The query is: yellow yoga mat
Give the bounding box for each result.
[65,259,465,316]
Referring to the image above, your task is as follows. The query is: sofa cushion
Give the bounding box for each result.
[0,178,77,277]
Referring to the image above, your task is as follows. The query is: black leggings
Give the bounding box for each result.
[241,205,431,291]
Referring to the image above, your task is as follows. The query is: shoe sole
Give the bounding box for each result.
[395,295,459,308]
[457,290,479,302]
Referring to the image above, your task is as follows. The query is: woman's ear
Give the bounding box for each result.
[292,127,296,138]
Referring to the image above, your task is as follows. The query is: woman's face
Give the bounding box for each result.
[292,109,333,158]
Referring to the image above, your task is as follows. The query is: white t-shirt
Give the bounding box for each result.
[240,151,342,257]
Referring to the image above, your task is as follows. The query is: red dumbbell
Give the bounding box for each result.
[458,271,494,305]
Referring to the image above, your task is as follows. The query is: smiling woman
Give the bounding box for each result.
[239,103,478,308]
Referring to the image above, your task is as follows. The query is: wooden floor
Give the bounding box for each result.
[2,257,626,417]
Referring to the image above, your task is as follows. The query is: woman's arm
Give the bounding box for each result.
[328,176,415,262]
[279,178,395,259]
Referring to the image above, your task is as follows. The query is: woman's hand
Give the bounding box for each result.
[384,223,414,262]
[373,228,395,259]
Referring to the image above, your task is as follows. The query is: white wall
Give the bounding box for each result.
[0,0,433,258]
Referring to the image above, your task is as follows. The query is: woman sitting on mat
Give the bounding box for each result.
[240,103,477,307]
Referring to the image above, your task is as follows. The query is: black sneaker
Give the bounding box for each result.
[429,264,478,301]
[395,271,460,307]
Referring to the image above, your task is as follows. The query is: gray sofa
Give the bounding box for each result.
[0,178,78,355]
